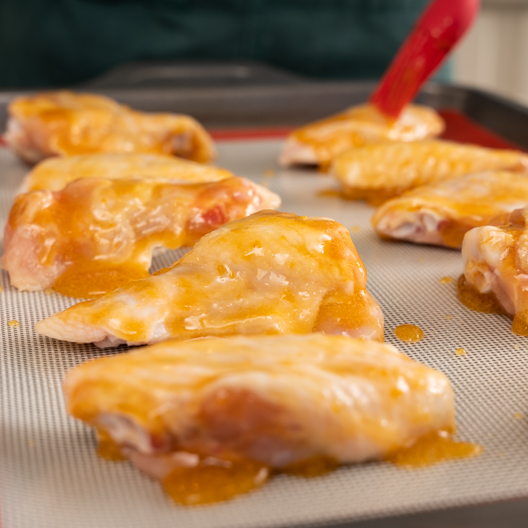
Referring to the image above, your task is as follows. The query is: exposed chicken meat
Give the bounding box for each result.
[373,171,528,248]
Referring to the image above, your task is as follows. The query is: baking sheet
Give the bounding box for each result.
[2,138,528,528]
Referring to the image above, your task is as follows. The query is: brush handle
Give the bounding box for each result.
[370,0,480,119]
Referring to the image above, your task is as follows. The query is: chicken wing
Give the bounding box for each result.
[332,140,528,205]
[18,153,232,193]
[279,104,444,168]
[64,334,455,504]
[35,211,384,346]
[372,171,528,248]
[4,91,214,164]
[3,177,280,297]
[459,207,528,335]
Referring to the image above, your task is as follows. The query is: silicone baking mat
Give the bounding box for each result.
[2,137,528,528]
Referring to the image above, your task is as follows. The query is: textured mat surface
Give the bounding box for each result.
[1,141,528,528]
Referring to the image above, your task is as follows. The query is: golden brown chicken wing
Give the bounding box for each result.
[35,211,384,346]
[372,171,528,248]
[279,103,444,168]
[4,91,215,164]
[332,140,528,205]
[64,334,457,504]
[3,177,280,298]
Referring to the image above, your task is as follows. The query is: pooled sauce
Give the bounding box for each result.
[455,347,466,356]
[386,431,482,468]
[162,458,269,505]
[53,261,150,299]
[440,276,453,284]
[108,451,337,505]
[283,456,338,477]
[317,189,341,198]
[512,311,528,336]
[97,440,336,505]
[8,320,19,327]
[97,434,126,461]
[457,275,506,314]
[99,435,480,504]
[394,324,424,343]
[341,186,405,206]
[456,274,528,335]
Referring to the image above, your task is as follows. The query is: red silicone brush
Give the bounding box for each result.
[370,0,480,119]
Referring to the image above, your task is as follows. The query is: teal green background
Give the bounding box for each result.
[0,0,450,88]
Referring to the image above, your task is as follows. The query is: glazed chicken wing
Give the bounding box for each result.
[372,171,528,249]
[459,207,528,336]
[19,153,232,193]
[332,140,528,205]
[2,177,280,298]
[4,91,214,164]
[35,211,384,346]
[64,334,455,504]
[279,103,444,168]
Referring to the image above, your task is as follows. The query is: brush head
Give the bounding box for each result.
[370,0,480,119]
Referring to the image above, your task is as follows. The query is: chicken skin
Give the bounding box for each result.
[459,207,528,336]
[18,153,232,193]
[372,171,528,249]
[279,103,444,168]
[35,211,384,347]
[332,140,528,206]
[64,334,455,504]
[4,91,215,164]
[2,178,280,298]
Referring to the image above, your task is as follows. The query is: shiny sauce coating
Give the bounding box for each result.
[22,152,232,193]
[3,177,278,298]
[289,104,444,167]
[38,212,384,344]
[7,91,215,163]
